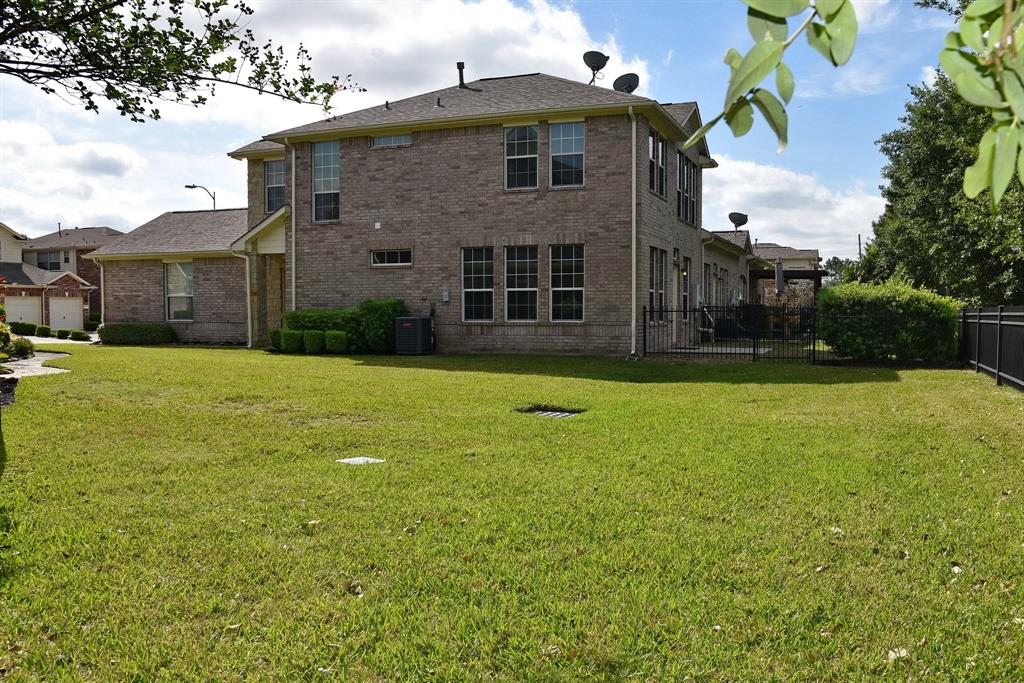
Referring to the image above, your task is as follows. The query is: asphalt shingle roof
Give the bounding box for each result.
[660,102,697,129]
[0,262,60,286]
[24,226,124,250]
[268,73,652,138]
[89,209,248,257]
[711,229,750,249]
[228,139,286,158]
[753,242,820,261]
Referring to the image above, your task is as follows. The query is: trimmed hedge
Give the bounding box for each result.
[10,322,37,336]
[55,329,70,339]
[10,337,33,357]
[70,330,89,341]
[36,325,52,337]
[818,281,962,362]
[280,329,304,354]
[283,298,410,354]
[325,330,352,354]
[269,328,282,350]
[98,322,177,345]
[303,330,326,354]
[84,320,100,332]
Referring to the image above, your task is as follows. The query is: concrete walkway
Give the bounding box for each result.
[2,352,70,378]
[21,333,97,345]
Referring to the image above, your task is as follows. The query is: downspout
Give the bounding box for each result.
[98,262,105,325]
[628,105,638,360]
[288,136,296,311]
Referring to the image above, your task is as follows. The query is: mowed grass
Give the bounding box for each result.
[2,347,1024,680]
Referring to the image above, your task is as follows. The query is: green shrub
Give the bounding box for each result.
[36,325,52,337]
[10,337,34,357]
[55,329,70,339]
[284,307,361,335]
[355,298,410,353]
[303,330,326,354]
[98,323,176,345]
[818,280,962,362]
[9,322,36,336]
[325,330,351,354]
[89,310,101,323]
[269,328,282,350]
[84,320,100,332]
[280,330,304,353]
[70,330,89,341]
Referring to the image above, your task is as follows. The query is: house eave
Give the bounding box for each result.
[88,249,236,262]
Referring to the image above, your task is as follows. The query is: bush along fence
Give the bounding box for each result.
[272,298,410,355]
[961,306,1024,392]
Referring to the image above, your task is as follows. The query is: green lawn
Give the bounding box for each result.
[2,347,1023,679]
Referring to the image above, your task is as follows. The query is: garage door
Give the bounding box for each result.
[6,295,42,324]
[49,296,83,330]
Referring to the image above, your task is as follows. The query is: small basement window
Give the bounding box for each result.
[370,249,412,267]
[371,134,412,148]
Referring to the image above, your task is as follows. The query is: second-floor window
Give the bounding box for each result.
[265,160,285,213]
[680,154,699,224]
[370,249,412,266]
[550,122,584,187]
[36,250,63,271]
[312,141,340,221]
[505,126,538,189]
[371,133,412,148]
[649,131,666,196]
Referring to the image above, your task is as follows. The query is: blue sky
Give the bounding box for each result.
[0,0,955,258]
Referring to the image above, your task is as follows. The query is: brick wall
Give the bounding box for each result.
[102,257,246,344]
[75,247,102,312]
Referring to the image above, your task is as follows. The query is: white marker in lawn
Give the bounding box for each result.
[336,457,385,465]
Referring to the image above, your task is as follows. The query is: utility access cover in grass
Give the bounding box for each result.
[516,404,584,419]
[336,456,385,465]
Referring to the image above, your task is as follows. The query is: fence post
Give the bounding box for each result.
[995,305,1003,386]
[642,306,647,357]
[975,307,981,372]
[811,307,818,364]
[752,317,758,362]
[960,308,966,362]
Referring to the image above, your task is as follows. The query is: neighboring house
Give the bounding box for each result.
[0,221,97,329]
[703,229,770,305]
[22,226,123,312]
[752,241,823,307]
[96,67,777,354]
[88,210,249,344]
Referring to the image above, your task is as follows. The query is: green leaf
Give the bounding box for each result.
[825,0,858,66]
[740,0,809,18]
[723,48,742,72]
[963,125,997,198]
[992,124,1018,208]
[747,7,788,42]
[958,15,985,52]
[1018,144,1024,190]
[683,112,724,150]
[964,0,1004,18]
[945,31,964,49]
[816,0,844,19]
[939,49,1005,108]
[724,40,785,110]
[807,22,834,64]
[776,62,795,103]
[726,98,755,137]
[988,14,1005,50]
[1002,69,1024,119]
[751,88,789,151]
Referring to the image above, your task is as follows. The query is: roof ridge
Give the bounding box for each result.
[169,208,246,214]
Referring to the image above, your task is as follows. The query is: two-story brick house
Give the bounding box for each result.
[94,68,766,354]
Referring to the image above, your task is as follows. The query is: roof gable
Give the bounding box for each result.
[90,209,248,258]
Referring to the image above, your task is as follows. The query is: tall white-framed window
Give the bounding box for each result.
[265,159,285,213]
[462,247,494,322]
[648,247,667,321]
[681,256,691,319]
[312,140,340,221]
[550,122,584,187]
[680,155,699,224]
[676,151,684,219]
[164,261,193,321]
[550,244,584,322]
[504,126,538,189]
[649,131,666,196]
[505,246,538,322]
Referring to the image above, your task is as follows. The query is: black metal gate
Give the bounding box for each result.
[642,305,821,363]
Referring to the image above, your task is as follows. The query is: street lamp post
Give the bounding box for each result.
[184,184,216,209]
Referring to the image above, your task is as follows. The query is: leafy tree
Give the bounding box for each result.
[865,72,1024,302]
[822,256,856,283]
[0,0,360,122]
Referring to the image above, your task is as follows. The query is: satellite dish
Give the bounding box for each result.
[612,73,640,93]
[583,51,609,84]
[728,212,748,229]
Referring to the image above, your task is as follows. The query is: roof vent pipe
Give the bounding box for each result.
[457,61,467,88]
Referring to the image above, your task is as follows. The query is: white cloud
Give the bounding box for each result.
[852,0,899,34]
[703,155,885,259]
[920,65,939,87]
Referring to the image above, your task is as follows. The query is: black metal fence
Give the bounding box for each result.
[643,305,824,363]
[961,306,1024,391]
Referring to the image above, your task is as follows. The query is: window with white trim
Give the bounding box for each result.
[370,249,412,267]
[550,122,584,187]
[505,126,538,189]
[265,160,285,213]
[680,154,699,224]
[648,247,667,321]
[681,256,691,319]
[165,261,193,321]
[36,250,62,271]
[550,244,584,322]
[371,133,412,148]
[504,246,538,321]
[649,131,666,196]
[462,247,494,321]
[312,141,340,221]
